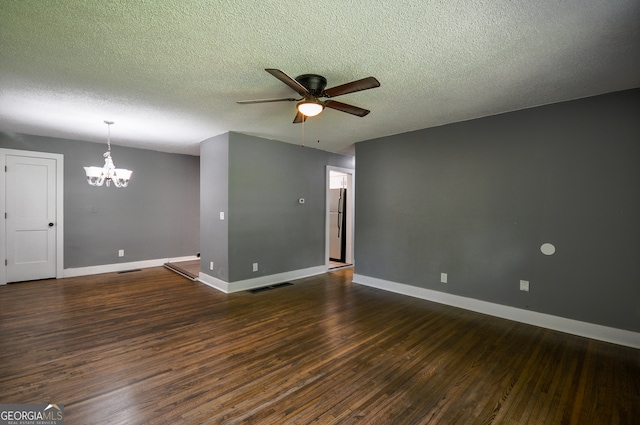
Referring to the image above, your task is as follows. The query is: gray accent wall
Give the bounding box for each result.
[1,132,200,268]
[200,132,353,282]
[354,89,640,332]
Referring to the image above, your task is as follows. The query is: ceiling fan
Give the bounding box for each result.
[237,69,380,123]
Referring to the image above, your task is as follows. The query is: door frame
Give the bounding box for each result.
[0,149,64,285]
[325,165,354,268]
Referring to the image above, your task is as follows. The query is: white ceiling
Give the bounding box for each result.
[1,0,639,156]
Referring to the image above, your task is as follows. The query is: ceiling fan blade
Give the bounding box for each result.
[293,111,307,124]
[265,69,310,96]
[324,100,371,117]
[323,76,380,98]
[237,97,297,104]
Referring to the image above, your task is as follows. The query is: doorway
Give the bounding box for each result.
[0,149,64,284]
[326,166,354,269]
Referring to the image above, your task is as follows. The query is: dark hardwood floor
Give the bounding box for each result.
[0,267,638,424]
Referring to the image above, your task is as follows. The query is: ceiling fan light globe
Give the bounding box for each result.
[297,101,324,117]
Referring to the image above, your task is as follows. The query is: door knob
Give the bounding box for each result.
[48,222,54,227]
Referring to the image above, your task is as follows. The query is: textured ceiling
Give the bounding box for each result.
[1,0,639,156]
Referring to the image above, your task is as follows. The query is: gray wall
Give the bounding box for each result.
[200,132,353,282]
[1,132,200,268]
[200,133,229,280]
[354,89,640,332]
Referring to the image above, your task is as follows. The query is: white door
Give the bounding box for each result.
[5,155,58,282]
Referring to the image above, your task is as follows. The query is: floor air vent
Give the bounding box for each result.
[117,269,142,274]
[248,282,293,294]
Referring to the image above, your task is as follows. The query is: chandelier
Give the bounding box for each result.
[83,120,132,187]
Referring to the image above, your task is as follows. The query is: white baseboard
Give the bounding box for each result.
[199,265,327,293]
[352,273,640,349]
[63,255,199,278]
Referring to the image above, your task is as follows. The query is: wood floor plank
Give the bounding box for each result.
[1,267,638,424]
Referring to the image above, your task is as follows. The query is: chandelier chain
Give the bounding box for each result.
[104,120,113,152]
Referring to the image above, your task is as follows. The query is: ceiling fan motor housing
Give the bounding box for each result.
[295,74,327,96]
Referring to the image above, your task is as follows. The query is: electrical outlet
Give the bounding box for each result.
[219,211,225,220]
[441,272,447,283]
[209,261,214,271]
[520,280,530,292]
[118,249,124,257]
[253,263,258,272]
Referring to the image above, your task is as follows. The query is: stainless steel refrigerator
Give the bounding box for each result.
[329,188,347,262]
